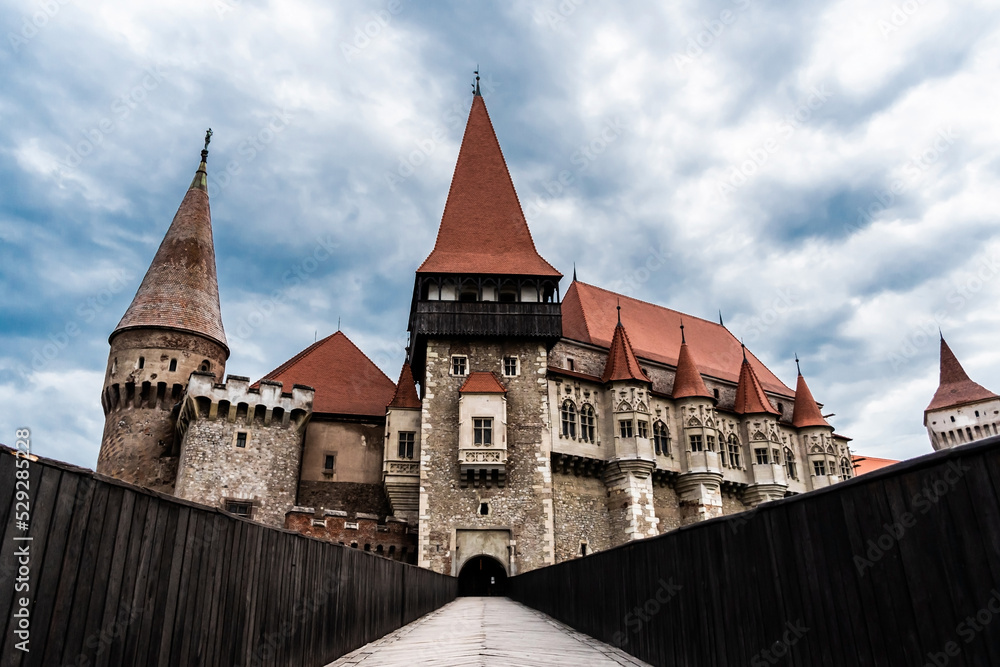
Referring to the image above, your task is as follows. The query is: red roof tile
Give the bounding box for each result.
[851,455,899,476]
[672,340,713,399]
[459,371,507,394]
[602,322,650,383]
[925,337,998,415]
[113,156,228,351]
[417,95,561,277]
[259,331,396,416]
[734,357,779,415]
[563,281,792,396]
[791,372,831,428]
[388,363,421,409]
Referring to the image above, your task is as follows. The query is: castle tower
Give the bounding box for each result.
[408,81,562,581]
[383,362,422,522]
[600,313,659,544]
[734,351,786,507]
[791,363,840,487]
[670,326,724,524]
[98,135,229,493]
[924,336,1000,449]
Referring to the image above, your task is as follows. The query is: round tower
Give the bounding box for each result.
[98,133,229,493]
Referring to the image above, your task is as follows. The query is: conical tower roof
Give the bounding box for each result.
[672,326,713,400]
[925,337,998,413]
[113,139,228,352]
[734,356,779,415]
[601,316,650,384]
[792,368,831,428]
[388,362,422,409]
[417,91,560,277]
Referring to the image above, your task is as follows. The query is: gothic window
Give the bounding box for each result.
[619,420,634,438]
[689,434,704,452]
[653,421,670,456]
[580,404,596,443]
[706,434,716,451]
[754,448,769,465]
[398,432,415,459]
[727,434,741,468]
[561,401,577,438]
[474,418,493,446]
[637,420,649,439]
[840,457,853,479]
[503,356,519,376]
[784,448,796,480]
[812,459,827,476]
[451,356,468,376]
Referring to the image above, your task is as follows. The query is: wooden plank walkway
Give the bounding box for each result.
[327,597,650,666]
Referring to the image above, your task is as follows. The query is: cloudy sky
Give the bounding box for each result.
[2,0,998,468]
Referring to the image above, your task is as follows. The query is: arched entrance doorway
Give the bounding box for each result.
[457,555,507,596]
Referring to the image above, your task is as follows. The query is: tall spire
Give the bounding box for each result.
[601,319,649,383]
[734,356,778,415]
[417,90,560,276]
[112,132,228,352]
[671,326,713,400]
[792,364,830,428]
[925,336,998,413]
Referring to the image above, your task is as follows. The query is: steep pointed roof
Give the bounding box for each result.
[562,281,793,396]
[259,331,396,416]
[602,320,650,383]
[113,147,228,351]
[735,357,779,415]
[672,335,714,400]
[417,95,560,277]
[925,337,998,413]
[792,372,831,428]
[388,362,421,409]
[459,371,507,394]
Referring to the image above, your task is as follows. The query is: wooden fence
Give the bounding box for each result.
[510,436,1000,666]
[0,447,455,667]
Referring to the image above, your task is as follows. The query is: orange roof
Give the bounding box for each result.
[851,455,899,476]
[925,337,998,415]
[417,95,560,277]
[791,372,831,428]
[459,371,507,394]
[601,321,650,383]
[672,339,713,400]
[259,331,396,416]
[563,282,792,396]
[734,357,779,415]
[388,363,421,410]
[113,153,228,351]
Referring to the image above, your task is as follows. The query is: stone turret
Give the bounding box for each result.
[924,335,1000,450]
[383,362,422,521]
[734,352,786,507]
[98,135,229,493]
[791,363,839,488]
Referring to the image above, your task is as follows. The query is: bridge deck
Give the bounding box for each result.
[327,597,651,666]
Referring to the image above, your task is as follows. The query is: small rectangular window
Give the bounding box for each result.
[225,500,252,517]
[813,460,827,476]
[398,432,415,459]
[689,434,703,452]
[772,448,780,465]
[474,418,493,445]
[755,448,769,465]
[324,453,336,471]
[503,356,518,376]
[452,356,468,376]
[235,432,247,448]
[636,421,648,438]
[619,420,634,438]
[169,358,177,372]
[567,358,575,371]
[706,434,716,451]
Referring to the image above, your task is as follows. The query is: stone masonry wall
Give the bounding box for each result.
[285,510,417,563]
[551,472,612,562]
[652,483,682,533]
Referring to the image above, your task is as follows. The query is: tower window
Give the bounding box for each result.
[784,447,796,479]
[169,358,177,372]
[975,410,980,417]
[689,434,703,451]
[619,420,634,438]
[636,420,649,439]
[653,421,670,455]
[567,358,575,371]
[398,432,415,459]
[812,460,827,476]
[580,542,588,556]
[473,418,493,445]
[561,401,577,438]
[951,416,956,422]
[451,356,468,376]
[706,434,716,451]
[755,447,769,465]
[235,431,248,448]
[714,388,720,400]
[200,360,211,372]
[503,356,519,377]
[728,434,742,468]
[138,357,145,369]
[580,404,596,443]
[324,454,336,471]
[840,458,853,479]
[478,502,490,516]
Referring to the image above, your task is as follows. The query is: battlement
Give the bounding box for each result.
[176,372,314,439]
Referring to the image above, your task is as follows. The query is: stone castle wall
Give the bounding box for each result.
[551,472,612,562]
[285,509,417,562]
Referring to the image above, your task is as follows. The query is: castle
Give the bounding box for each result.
[96,85,854,590]
[925,335,1000,449]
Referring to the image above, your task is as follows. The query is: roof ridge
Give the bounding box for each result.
[576,281,724,329]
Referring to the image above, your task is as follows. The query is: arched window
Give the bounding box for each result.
[784,447,797,480]
[727,434,741,468]
[580,404,596,443]
[840,457,852,479]
[653,421,670,456]
[561,400,577,438]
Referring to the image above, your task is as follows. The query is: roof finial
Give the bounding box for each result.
[616,298,621,325]
[939,327,944,341]
[573,262,577,282]
[680,319,686,344]
[795,353,801,375]
[718,309,724,327]
[202,128,212,162]
[337,316,341,331]
[472,67,481,96]
[741,339,747,362]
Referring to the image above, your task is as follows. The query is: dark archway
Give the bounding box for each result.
[457,556,507,597]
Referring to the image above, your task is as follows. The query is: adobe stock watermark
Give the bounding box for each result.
[58,67,168,175]
[206,109,293,197]
[750,620,810,666]
[854,459,971,576]
[340,0,409,62]
[743,286,796,343]
[606,243,672,295]
[611,577,682,647]
[877,0,931,39]
[922,588,1000,667]
[533,0,587,28]
[673,0,752,71]
[6,0,72,54]
[717,84,832,200]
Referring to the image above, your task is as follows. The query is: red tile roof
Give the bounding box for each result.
[388,362,421,409]
[601,322,650,383]
[459,371,507,394]
[672,340,714,399]
[563,281,793,396]
[113,156,228,351]
[734,357,779,415]
[791,372,831,428]
[417,95,561,277]
[925,337,998,415]
[259,331,396,416]
[851,455,899,476]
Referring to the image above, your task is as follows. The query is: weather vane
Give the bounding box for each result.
[204,128,213,151]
